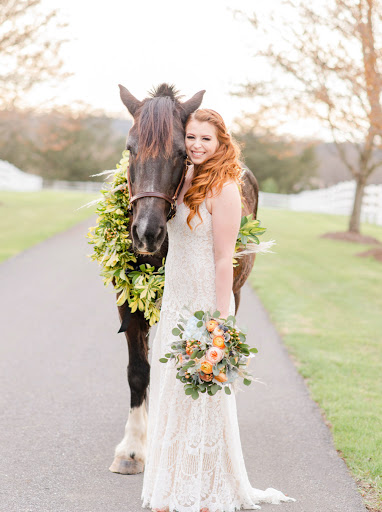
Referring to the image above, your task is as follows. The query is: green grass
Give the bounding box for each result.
[0,190,99,262]
[250,208,382,508]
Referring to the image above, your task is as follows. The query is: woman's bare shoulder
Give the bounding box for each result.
[207,180,240,200]
[206,180,241,213]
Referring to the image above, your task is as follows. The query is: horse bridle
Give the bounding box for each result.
[126,162,187,221]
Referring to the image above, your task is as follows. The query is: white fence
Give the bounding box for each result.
[42,179,104,193]
[259,181,382,226]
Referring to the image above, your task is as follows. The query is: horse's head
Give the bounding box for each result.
[119,83,205,254]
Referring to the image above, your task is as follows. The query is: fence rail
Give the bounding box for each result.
[42,179,104,193]
[259,181,382,226]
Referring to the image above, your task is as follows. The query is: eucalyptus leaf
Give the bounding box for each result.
[213,365,220,376]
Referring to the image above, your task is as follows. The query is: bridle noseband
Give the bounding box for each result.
[126,162,187,221]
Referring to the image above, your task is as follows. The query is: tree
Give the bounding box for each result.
[0,0,68,108]
[234,118,318,193]
[238,0,382,233]
[32,111,126,181]
[0,108,126,181]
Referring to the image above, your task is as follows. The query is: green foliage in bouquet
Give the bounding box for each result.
[159,309,258,400]
[86,151,269,327]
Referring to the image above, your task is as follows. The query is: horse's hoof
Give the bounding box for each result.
[109,455,144,474]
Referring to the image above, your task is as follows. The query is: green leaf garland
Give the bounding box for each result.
[87,151,268,326]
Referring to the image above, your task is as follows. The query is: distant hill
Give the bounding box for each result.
[314,142,382,187]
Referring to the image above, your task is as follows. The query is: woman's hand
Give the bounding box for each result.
[210,181,241,317]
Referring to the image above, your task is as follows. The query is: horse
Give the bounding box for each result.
[109,83,259,475]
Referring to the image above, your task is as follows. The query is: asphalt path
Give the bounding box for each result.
[0,218,366,512]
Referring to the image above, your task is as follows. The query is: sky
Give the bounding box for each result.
[33,0,331,140]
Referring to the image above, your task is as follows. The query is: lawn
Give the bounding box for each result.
[250,208,382,510]
[0,190,98,262]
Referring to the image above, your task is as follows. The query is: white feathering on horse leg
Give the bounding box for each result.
[109,402,148,474]
[235,240,276,257]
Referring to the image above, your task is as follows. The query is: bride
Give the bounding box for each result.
[141,109,296,512]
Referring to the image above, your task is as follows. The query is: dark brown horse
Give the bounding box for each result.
[109,84,259,475]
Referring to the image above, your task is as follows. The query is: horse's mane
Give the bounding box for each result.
[137,83,182,161]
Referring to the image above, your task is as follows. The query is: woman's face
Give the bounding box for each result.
[185,120,219,165]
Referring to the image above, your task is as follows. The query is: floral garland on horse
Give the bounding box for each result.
[85,151,274,326]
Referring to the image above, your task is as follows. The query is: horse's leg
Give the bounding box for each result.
[109,305,150,475]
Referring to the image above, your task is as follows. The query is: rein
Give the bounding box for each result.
[126,162,187,221]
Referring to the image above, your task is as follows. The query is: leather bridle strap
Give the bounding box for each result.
[126,164,187,220]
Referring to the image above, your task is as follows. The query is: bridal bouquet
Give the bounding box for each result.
[159,309,258,400]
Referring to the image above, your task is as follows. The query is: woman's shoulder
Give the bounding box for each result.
[206,179,240,200]
[205,179,241,213]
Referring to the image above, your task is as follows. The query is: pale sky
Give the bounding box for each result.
[33,0,331,140]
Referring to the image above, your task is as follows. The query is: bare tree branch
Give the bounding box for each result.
[237,0,382,233]
[0,0,69,108]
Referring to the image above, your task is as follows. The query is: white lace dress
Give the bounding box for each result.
[141,200,296,512]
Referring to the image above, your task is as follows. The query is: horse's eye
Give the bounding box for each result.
[126,141,136,155]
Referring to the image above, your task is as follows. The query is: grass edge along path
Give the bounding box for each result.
[249,208,382,512]
[0,190,98,263]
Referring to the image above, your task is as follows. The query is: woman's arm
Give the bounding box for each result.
[211,182,242,318]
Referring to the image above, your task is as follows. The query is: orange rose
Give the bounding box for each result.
[199,371,214,382]
[212,335,225,349]
[200,360,213,374]
[215,371,228,383]
[206,319,218,332]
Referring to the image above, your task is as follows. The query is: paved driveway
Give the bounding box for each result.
[0,218,366,511]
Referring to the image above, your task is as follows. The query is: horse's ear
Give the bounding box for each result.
[180,90,206,123]
[118,84,143,117]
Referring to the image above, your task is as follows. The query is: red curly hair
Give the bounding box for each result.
[183,109,243,229]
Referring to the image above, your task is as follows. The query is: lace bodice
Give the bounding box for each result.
[161,200,235,319]
[141,200,296,512]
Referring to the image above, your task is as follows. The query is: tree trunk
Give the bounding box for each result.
[348,176,367,233]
